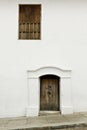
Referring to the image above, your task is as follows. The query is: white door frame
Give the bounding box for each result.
[26,66,73,117]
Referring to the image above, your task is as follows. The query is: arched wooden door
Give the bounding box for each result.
[40,75,60,111]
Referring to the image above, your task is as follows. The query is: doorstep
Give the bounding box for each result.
[39,111,61,116]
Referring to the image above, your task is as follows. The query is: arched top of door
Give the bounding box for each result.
[27,66,71,79]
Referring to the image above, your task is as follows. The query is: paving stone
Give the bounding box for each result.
[0,113,87,130]
[7,119,27,128]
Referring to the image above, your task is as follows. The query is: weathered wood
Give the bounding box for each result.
[19,5,41,39]
[40,75,60,111]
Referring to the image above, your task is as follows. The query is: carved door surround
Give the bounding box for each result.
[27,66,73,117]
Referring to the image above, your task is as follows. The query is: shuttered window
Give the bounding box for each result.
[19,5,41,40]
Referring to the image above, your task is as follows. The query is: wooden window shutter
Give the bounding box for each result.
[19,5,41,40]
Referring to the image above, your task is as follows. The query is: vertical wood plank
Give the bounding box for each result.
[40,76,60,111]
[19,5,41,39]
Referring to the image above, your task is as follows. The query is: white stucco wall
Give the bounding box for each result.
[0,0,87,117]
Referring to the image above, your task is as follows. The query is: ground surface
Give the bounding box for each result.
[0,113,87,130]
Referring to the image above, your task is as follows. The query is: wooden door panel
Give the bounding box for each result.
[40,77,59,111]
[19,5,41,39]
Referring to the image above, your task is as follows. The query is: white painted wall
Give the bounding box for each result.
[0,0,87,117]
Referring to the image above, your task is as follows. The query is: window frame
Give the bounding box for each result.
[18,4,41,40]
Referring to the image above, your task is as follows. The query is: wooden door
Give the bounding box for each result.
[40,75,60,111]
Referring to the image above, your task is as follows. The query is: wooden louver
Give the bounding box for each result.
[19,5,41,39]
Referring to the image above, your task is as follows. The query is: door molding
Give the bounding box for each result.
[27,66,73,117]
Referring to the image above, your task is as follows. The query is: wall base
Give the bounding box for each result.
[61,106,73,115]
[26,106,39,117]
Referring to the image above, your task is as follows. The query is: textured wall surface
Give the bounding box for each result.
[0,0,87,117]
